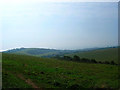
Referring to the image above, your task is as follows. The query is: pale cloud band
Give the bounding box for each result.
[1,0,119,4]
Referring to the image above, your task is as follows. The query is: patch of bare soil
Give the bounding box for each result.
[17,74,42,89]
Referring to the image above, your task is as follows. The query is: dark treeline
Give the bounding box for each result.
[55,55,117,65]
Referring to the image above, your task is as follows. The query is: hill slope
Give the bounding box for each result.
[2,53,118,88]
[66,47,118,63]
[4,48,76,57]
[4,47,118,63]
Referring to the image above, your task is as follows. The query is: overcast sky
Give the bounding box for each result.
[1,1,118,50]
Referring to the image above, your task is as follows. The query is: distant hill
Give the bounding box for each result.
[4,48,76,57]
[66,47,118,63]
[4,46,118,61]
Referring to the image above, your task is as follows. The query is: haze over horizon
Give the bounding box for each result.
[1,2,118,51]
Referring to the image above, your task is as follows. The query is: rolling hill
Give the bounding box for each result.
[66,47,118,63]
[4,48,76,57]
[4,47,118,63]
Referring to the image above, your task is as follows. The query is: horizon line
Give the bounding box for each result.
[1,45,118,52]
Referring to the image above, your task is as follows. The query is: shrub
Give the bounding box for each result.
[73,55,80,61]
[111,61,115,65]
[104,61,110,64]
[91,59,97,63]
[64,56,72,60]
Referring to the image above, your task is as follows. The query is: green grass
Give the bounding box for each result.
[66,48,118,63]
[3,70,31,88]
[2,53,119,89]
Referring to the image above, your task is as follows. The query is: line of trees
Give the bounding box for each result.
[55,55,117,65]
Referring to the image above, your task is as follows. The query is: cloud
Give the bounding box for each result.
[0,0,119,4]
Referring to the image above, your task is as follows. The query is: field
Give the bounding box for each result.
[66,48,118,63]
[2,53,119,89]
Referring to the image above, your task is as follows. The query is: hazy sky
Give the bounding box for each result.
[1,1,118,50]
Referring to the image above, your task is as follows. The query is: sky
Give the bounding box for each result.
[0,1,118,50]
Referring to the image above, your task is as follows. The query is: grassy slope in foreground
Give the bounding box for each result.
[2,53,118,88]
[66,48,118,63]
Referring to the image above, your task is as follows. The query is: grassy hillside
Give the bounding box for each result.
[66,48,118,63]
[4,48,76,57]
[2,53,118,89]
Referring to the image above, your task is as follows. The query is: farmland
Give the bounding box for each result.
[2,53,119,89]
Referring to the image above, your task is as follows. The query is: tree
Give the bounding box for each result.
[63,56,72,60]
[91,59,97,63]
[104,61,110,64]
[111,60,115,65]
[98,61,102,64]
[73,55,80,61]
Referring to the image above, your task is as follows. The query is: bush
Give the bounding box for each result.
[91,59,97,63]
[68,84,84,89]
[104,61,110,64]
[111,61,115,65]
[73,55,80,61]
[98,61,102,64]
[64,56,72,61]
[82,58,90,63]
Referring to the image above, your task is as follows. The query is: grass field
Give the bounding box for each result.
[2,53,119,89]
[66,48,118,63]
